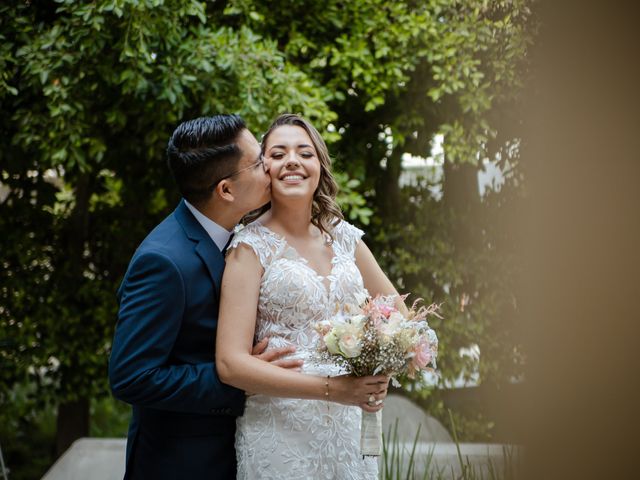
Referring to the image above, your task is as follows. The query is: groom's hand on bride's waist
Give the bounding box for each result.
[251,337,304,370]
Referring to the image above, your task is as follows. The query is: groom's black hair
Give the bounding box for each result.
[167,114,247,204]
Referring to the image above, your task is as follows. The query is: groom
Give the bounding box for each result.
[109,115,294,479]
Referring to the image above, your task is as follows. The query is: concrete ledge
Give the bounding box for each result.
[42,438,125,480]
[382,394,453,443]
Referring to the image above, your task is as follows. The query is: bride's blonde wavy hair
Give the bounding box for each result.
[243,114,344,243]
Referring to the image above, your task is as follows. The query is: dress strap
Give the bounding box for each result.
[332,220,364,259]
[227,222,283,268]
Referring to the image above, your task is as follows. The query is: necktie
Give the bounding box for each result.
[222,234,234,255]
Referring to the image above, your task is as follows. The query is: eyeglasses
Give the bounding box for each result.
[207,155,267,191]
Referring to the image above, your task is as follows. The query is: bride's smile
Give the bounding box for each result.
[279,173,306,184]
[265,124,321,199]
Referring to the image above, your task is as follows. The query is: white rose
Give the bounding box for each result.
[378,333,393,346]
[349,314,367,329]
[324,331,341,355]
[338,332,362,358]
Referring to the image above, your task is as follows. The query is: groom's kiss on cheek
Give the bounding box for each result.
[226,128,271,213]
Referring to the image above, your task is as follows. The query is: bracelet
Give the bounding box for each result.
[324,376,331,422]
[324,375,330,400]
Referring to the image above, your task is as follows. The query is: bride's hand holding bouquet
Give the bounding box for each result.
[316,294,440,456]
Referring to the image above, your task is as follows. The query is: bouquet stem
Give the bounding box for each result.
[360,409,382,456]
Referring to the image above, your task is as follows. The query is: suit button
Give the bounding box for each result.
[224,408,232,415]
[210,408,219,414]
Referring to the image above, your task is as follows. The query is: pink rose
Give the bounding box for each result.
[412,340,432,369]
[378,304,395,319]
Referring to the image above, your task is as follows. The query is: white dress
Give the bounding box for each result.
[228,220,378,480]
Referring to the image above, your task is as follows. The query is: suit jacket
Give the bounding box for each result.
[109,200,245,480]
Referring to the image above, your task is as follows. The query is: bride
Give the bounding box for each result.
[216,114,407,479]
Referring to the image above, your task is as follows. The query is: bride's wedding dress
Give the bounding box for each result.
[228,220,378,480]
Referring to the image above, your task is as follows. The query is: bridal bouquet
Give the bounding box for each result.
[316,294,440,456]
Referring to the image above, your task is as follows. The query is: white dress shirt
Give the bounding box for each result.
[184,200,232,252]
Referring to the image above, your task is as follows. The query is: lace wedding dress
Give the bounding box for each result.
[228,220,378,480]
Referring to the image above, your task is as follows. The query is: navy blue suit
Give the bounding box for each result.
[109,200,245,479]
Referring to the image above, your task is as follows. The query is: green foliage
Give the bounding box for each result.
[0,389,131,480]
[422,1,533,164]
[370,179,523,386]
[334,172,374,225]
[367,169,526,440]
[0,384,56,480]
[382,421,439,480]
[89,395,131,438]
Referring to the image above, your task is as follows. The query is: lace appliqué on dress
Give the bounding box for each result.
[228,220,377,480]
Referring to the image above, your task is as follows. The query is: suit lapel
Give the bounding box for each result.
[195,240,225,299]
[174,200,226,299]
